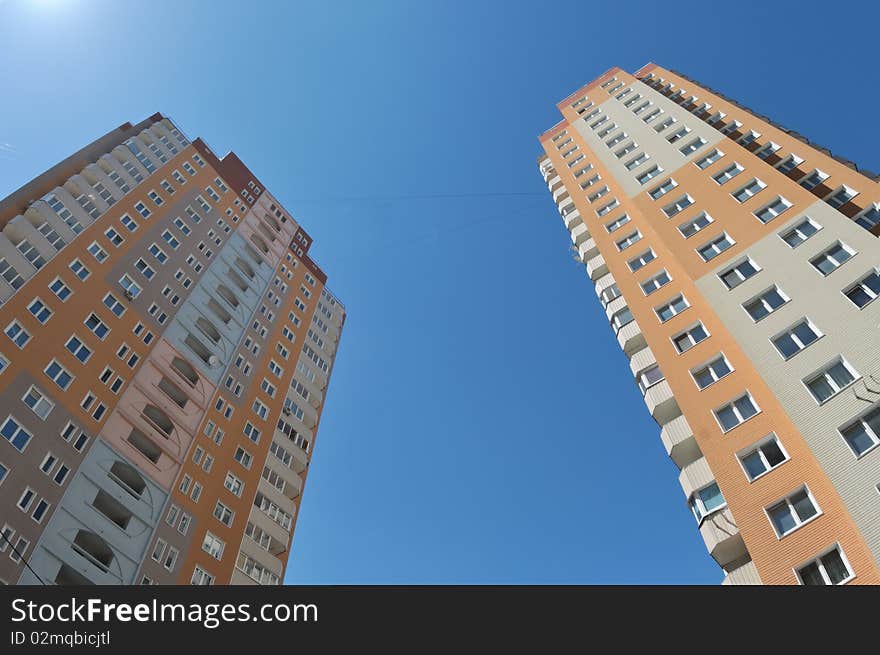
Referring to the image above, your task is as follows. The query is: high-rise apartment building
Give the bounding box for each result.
[539,64,880,585]
[0,113,345,585]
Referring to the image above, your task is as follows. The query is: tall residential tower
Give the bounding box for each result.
[0,113,344,585]
[539,64,880,585]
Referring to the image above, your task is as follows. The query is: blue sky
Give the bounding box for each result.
[1,0,876,583]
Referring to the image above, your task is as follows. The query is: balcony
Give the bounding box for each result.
[660,415,702,469]
[722,559,762,585]
[680,458,748,568]
[289,442,309,474]
[644,380,680,426]
[628,346,656,377]
[563,208,581,230]
[569,222,590,246]
[700,508,747,568]
[585,254,608,280]
[551,184,566,202]
[616,320,645,356]
[604,296,627,321]
[547,174,561,189]
[557,195,574,215]
[577,238,598,262]
[594,273,616,298]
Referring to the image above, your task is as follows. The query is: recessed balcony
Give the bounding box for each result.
[577,238,598,262]
[660,414,702,469]
[585,254,608,280]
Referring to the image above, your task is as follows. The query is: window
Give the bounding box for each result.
[799,169,829,191]
[843,269,880,308]
[234,447,252,468]
[605,214,630,233]
[641,270,671,295]
[224,472,244,497]
[775,154,803,174]
[853,203,880,230]
[797,546,853,585]
[662,195,694,218]
[654,116,676,133]
[148,243,167,264]
[134,201,151,218]
[628,249,655,272]
[712,163,743,185]
[719,258,760,290]
[192,566,215,586]
[767,487,820,537]
[825,185,858,209]
[697,233,735,261]
[689,483,726,524]
[719,119,742,135]
[615,231,642,251]
[737,129,760,146]
[104,227,124,247]
[102,293,126,318]
[754,142,781,159]
[69,258,91,280]
[692,355,733,390]
[135,258,156,280]
[1,416,33,451]
[45,359,74,389]
[840,406,880,457]
[679,137,706,156]
[213,502,234,527]
[84,313,109,339]
[23,386,53,419]
[695,149,724,169]
[810,242,854,276]
[754,196,792,224]
[732,178,766,203]
[17,487,35,512]
[739,434,789,481]
[648,178,677,200]
[161,230,180,250]
[780,217,820,247]
[610,307,634,332]
[596,199,619,216]
[635,165,663,185]
[743,286,789,321]
[637,365,665,394]
[624,153,649,170]
[772,319,821,359]
[614,142,638,159]
[49,277,72,301]
[804,358,857,404]
[672,322,708,353]
[6,321,31,348]
[87,242,108,263]
[715,393,760,432]
[655,295,688,322]
[202,532,225,560]
[678,212,713,238]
